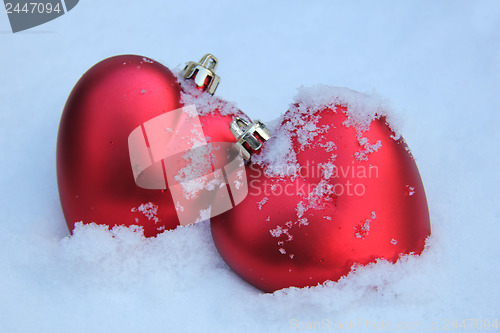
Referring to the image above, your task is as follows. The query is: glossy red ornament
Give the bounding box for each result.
[57,54,244,237]
[210,88,431,292]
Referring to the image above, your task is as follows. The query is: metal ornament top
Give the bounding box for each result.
[230,118,272,160]
[183,54,220,95]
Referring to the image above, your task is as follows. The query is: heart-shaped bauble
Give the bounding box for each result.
[210,86,431,292]
[57,55,246,237]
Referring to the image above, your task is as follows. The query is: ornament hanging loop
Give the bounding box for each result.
[183,54,220,95]
[230,118,271,160]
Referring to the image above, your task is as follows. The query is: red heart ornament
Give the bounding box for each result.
[57,54,247,237]
[210,86,431,292]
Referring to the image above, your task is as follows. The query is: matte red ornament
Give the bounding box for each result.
[57,54,245,237]
[210,88,431,292]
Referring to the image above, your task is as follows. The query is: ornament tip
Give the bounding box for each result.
[230,118,271,160]
[182,54,220,94]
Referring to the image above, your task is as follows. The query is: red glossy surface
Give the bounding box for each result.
[57,55,239,237]
[210,105,431,292]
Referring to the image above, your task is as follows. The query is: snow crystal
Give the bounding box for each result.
[354,212,376,239]
[354,220,371,239]
[269,225,294,243]
[318,161,336,180]
[298,218,309,226]
[257,197,268,210]
[319,140,337,152]
[270,225,285,238]
[233,170,245,190]
[406,185,416,196]
[354,139,382,161]
[233,180,242,190]
[175,201,184,212]
[195,208,211,223]
[296,180,334,218]
[132,202,160,224]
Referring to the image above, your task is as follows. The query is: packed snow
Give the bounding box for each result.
[1,1,499,332]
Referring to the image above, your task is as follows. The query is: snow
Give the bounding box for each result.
[132,202,160,224]
[1,1,500,332]
[253,85,395,174]
[295,85,397,136]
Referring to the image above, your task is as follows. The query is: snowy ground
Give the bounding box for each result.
[1,1,499,332]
